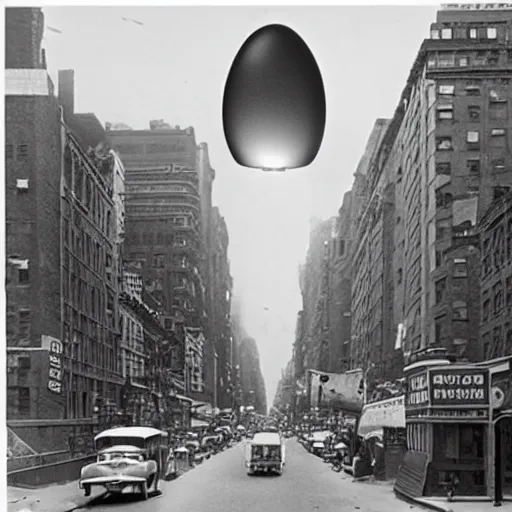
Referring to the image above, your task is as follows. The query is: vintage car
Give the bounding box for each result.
[245,432,285,476]
[79,427,167,500]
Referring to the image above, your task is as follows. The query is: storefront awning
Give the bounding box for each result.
[357,395,405,438]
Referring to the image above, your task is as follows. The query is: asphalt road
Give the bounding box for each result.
[84,438,423,512]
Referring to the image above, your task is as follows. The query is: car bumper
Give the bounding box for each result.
[79,475,147,488]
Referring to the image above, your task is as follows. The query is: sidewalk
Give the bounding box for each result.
[7,480,105,512]
[405,495,512,512]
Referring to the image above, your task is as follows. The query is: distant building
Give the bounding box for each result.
[479,191,512,359]
[210,207,234,409]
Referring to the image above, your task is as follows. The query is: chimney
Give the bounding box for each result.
[58,69,74,122]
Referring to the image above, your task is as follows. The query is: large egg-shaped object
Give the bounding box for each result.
[223,24,326,171]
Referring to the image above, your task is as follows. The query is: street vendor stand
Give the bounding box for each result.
[357,395,406,480]
[396,360,491,498]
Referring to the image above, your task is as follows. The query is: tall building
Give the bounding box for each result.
[6,14,125,429]
[210,207,234,409]
[479,191,512,359]
[6,7,62,421]
[349,117,402,381]
[108,123,213,404]
[5,7,45,69]
[348,5,512,378]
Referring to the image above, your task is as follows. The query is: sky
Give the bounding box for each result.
[41,5,438,408]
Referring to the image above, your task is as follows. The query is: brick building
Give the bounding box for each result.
[353,5,512,375]
[6,65,63,420]
[479,191,512,359]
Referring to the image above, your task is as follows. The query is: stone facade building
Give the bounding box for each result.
[479,191,512,359]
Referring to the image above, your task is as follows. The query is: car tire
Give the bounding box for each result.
[141,481,148,500]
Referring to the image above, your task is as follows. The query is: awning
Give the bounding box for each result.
[357,395,405,438]
[191,418,209,428]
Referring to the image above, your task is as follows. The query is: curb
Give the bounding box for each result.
[394,489,453,512]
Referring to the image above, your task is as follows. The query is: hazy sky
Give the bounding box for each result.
[42,5,438,407]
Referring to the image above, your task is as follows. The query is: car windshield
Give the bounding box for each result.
[99,452,143,462]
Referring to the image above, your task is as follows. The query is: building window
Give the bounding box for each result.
[483,299,491,323]
[441,28,453,39]
[494,283,504,314]
[489,51,500,66]
[156,232,164,245]
[436,137,453,151]
[6,144,14,159]
[453,300,468,320]
[458,56,468,67]
[436,162,451,175]
[18,356,31,370]
[468,105,480,121]
[435,278,447,304]
[437,105,454,120]
[18,267,29,283]
[16,144,28,160]
[492,159,506,172]
[436,251,443,267]
[19,309,31,339]
[490,103,507,120]
[506,276,512,307]
[338,239,345,257]
[487,27,497,39]
[490,90,507,103]
[490,129,507,148]
[438,53,455,67]
[435,318,444,344]
[465,85,481,96]
[467,131,480,148]
[469,28,477,39]
[18,388,30,415]
[467,159,480,175]
[431,29,440,39]
[453,258,468,278]
[438,85,455,96]
[153,254,165,268]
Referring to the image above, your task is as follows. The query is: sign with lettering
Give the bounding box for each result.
[442,3,512,10]
[429,368,489,407]
[43,335,63,395]
[407,371,429,407]
[427,409,488,419]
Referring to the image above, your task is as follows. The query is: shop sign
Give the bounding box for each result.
[427,409,488,419]
[43,335,63,394]
[429,367,489,407]
[407,371,429,407]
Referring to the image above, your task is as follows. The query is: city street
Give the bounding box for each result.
[83,439,423,512]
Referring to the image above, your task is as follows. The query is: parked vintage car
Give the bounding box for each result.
[79,427,167,500]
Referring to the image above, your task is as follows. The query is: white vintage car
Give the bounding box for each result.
[79,427,165,500]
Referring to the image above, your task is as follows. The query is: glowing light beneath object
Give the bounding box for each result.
[223,24,326,172]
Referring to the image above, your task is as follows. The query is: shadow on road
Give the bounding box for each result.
[85,490,163,507]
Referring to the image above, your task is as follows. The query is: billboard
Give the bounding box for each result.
[309,369,364,413]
